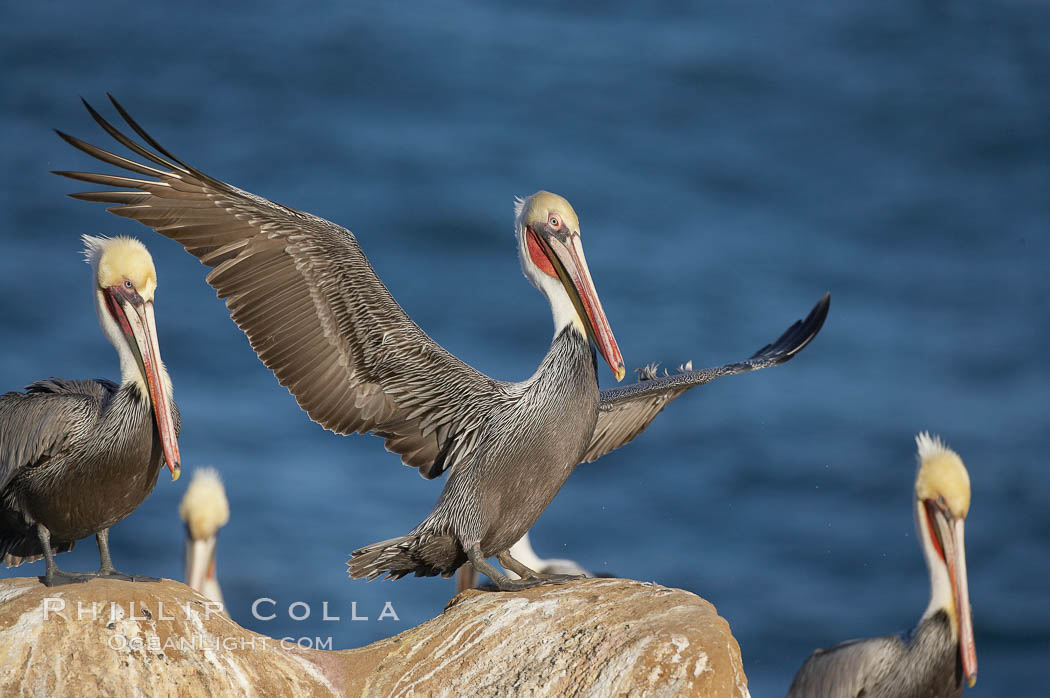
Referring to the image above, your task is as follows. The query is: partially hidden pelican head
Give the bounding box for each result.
[914,432,976,688]
[179,468,229,604]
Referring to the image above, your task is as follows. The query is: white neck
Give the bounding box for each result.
[915,499,956,635]
[540,271,587,337]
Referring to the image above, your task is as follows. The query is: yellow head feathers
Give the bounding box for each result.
[514,191,581,233]
[82,235,158,301]
[915,432,971,519]
[179,468,230,541]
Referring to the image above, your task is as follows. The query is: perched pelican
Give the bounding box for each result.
[787,432,977,697]
[179,467,229,606]
[455,531,594,593]
[0,236,180,586]
[56,96,828,590]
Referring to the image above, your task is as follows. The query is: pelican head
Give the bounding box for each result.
[515,192,625,381]
[914,432,976,687]
[179,467,229,604]
[83,235,180,480]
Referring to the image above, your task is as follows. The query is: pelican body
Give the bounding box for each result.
[787,433,977,697]
[0,236,180,586]
[355,320,601,587]
[57,97,828,590]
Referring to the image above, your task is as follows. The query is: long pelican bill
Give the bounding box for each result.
[929,503,976,687]
[946,516,977,686]
[531,229,625,381]
[110,290,181,480]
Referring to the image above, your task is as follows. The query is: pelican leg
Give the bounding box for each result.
[95,529,159,582]
[497,551,581,584]
[496,551,541,579]
[36,524,93,586]
[465,543,544,591]
[501,550,583,583]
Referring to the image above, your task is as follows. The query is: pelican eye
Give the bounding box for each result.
[548,215,561,229]
[123,280,134,289]
[937,495,946,508]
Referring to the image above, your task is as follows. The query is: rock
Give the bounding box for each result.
[0,576,749,697]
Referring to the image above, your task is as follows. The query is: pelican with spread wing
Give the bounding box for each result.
[57,97,828,590]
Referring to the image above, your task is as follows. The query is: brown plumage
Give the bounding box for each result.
[56,96,828,590]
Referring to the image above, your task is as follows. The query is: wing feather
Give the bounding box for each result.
[0,379,113,491]
[787,635,901,697]
[580,294,829,463]
[56,97,501,479]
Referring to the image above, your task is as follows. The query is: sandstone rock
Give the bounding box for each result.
[0,576,748,697]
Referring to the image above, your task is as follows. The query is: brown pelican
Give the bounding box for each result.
[179,467,229,607]
[55,96,828,590]
[455,531,594,593]
[0,235,180,586]
[787,432,977,697]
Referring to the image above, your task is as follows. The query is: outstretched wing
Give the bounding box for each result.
[581,294,829,463]
[56,97,501,479]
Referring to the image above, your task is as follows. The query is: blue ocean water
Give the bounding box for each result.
[2,2,1047,695]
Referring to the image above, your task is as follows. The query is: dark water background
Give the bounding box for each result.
[2,2,1047,695]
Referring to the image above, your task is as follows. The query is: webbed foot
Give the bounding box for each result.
[42,569,96,586]
[97,568,160,582]
[491,575,549,591]
[533,572,584,584]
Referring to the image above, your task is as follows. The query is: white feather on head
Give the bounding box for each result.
[914,431,970,519]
